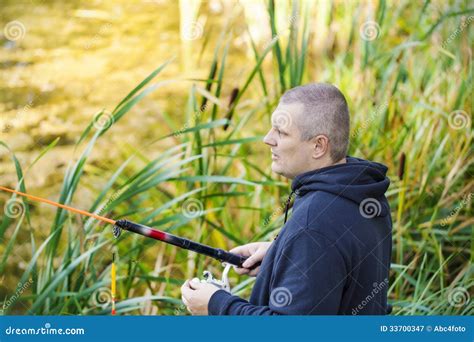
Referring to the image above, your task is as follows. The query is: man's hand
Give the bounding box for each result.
[180,279,220,315]
[230,241,272,277]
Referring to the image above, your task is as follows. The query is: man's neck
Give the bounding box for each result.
[333,157,347,165]
[316,156,346,170]
[291,157,347,179]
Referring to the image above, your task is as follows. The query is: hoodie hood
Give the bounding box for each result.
[289,156,390,217]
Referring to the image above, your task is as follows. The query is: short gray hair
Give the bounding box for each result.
[281,83,350,162]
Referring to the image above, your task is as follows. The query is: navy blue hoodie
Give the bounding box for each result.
[208,156,392,315]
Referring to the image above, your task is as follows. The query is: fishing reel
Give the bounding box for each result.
[191,263,232,293]
[113,219,247,294]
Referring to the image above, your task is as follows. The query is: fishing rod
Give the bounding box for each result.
[0,186,259,292]
[112,219,246,267]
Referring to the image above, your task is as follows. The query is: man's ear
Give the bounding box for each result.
[311,135,329,159]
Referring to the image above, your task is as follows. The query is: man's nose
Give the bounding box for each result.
[263,130,276,146]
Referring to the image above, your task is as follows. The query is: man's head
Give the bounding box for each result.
[263,83,350,179]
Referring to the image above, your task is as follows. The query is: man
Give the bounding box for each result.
[181,83,392,315]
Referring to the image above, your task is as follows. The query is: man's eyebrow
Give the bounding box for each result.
[270,114,289,132]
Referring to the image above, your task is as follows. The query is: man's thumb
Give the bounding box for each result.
[189,279,202,290]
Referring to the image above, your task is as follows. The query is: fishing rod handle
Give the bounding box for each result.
[115,219,254,268]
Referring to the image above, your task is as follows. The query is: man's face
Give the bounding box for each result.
[263,102,316,179]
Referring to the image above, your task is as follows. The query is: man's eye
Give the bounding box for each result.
[273,127,286,137]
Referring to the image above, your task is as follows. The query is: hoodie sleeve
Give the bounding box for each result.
[208,290,278,315]
[208,229,348,315]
